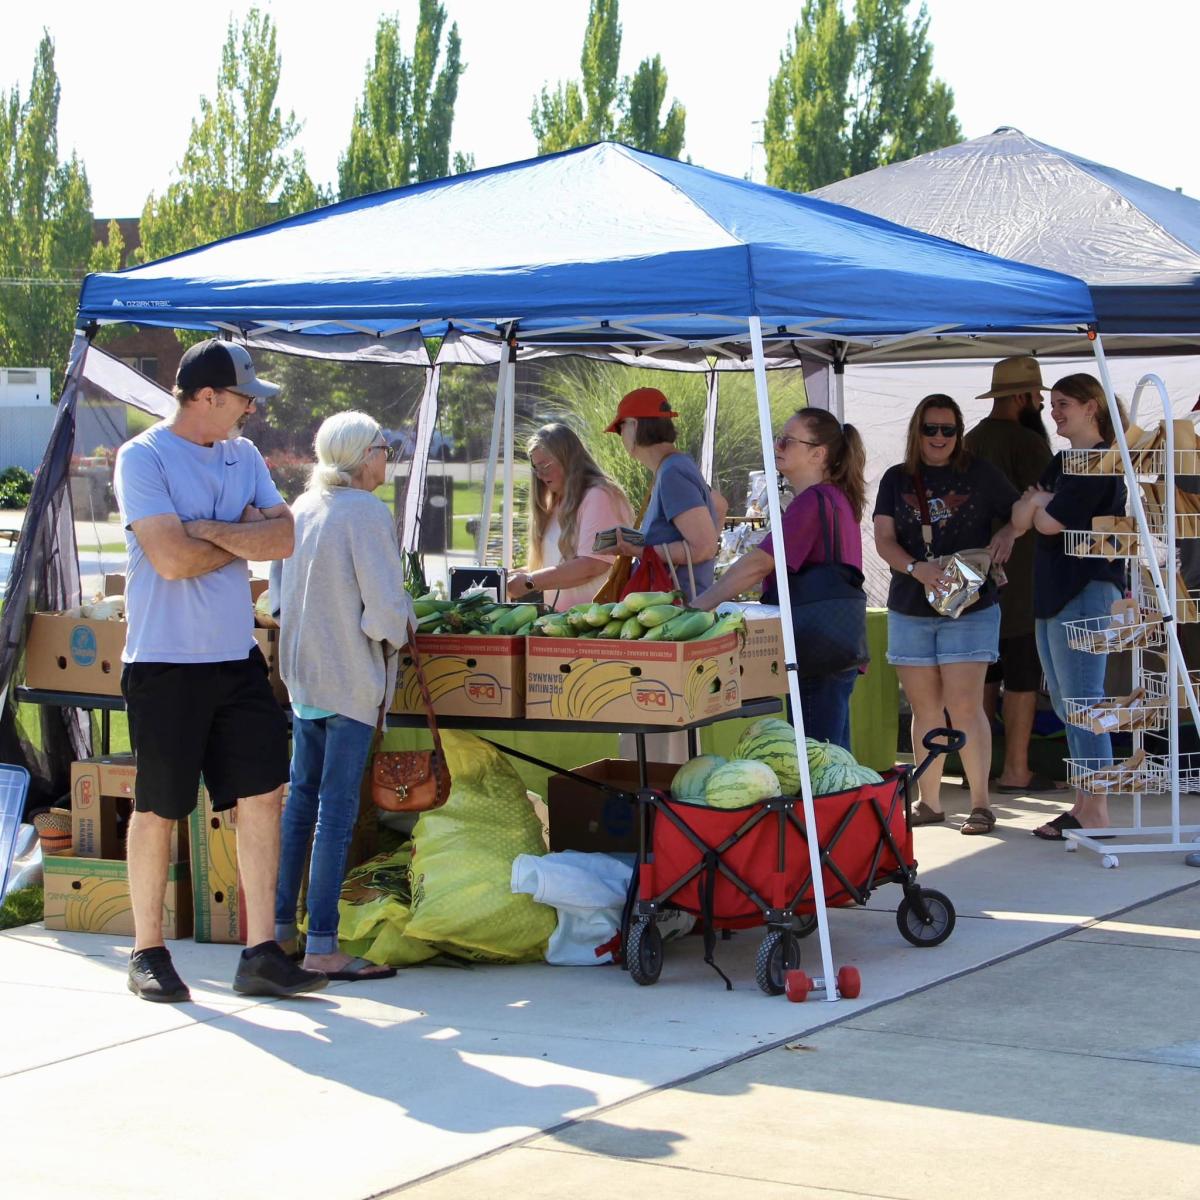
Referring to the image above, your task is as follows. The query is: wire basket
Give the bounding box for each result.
[1145,509,1200,540]
[1062,447,1200,476]
[1064,695,1166,735]
[1143,669,1200,710]
[1066,756,1167,795]
[1063,611,1166,654]
[1064,529,1142,559]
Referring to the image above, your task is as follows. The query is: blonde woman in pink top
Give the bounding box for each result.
[507,423,633,611]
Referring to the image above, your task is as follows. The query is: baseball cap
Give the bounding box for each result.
[604,387,679,433]
[976,355,1047,399]
[176,339,280,400]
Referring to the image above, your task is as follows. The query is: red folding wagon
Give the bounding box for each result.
[623,729,963,997]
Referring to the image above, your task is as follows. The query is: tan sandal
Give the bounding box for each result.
[960,807,996,835]
[910,800,946,827]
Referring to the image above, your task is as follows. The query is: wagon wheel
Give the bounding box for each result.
[755,928,801,995]
[626,919,663,986]
[794,914,818,939]
[896,888,956,947]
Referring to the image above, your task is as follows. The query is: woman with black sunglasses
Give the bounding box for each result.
[695,409,867,748]
[873,394,1020,835]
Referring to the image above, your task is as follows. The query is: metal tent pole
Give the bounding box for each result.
[749,315,840,999]
[700,367,718,485]
[502,342,517,569]
[476,350,511,565]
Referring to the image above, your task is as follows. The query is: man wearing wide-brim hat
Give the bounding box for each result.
[965,356,1062,792]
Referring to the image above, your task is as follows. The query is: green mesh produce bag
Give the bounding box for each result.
[406,730,555,962]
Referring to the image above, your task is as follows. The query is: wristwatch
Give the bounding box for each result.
[525,577,536,591]
[905,561,918,575]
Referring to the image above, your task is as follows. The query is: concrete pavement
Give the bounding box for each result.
[391,884,1200,1199]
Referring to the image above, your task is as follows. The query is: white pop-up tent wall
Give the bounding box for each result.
[4,141,1125,998]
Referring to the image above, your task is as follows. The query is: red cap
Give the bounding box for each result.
[604,387,679,433]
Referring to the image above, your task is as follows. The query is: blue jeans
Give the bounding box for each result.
[788,668,859,751]
[274,713,375,955]
[1035,581,1122,765]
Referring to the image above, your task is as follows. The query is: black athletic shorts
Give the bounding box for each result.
[984,631,1043,693]
[122,646,290,819]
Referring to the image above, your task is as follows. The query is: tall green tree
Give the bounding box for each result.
[531,0,686,158]
[338,2,469,201]
[765,0,961,192]
[0,32,117,379]
[138,8,319,262]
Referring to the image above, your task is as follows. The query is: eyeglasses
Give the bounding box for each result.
[222,388,256,408]
[920,423,958,438]
[773,435,820,451]
[531,459,558,478]
[369,441,397,462]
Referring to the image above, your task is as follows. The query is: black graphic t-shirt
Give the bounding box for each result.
[1033,448,1127,619]
[874,458,1019,617]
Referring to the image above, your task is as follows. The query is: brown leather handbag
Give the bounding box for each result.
[370,628,452,813]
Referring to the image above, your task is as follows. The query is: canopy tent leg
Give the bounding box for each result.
[400,365,441,553]
[476,351,511,564]
[700,367,719,485]
[502,343,517,569]
[833,359,846,422]
[748,315,840,999]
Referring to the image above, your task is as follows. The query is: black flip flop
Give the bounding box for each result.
[1033,813,1080,840]
[325,957,398,982]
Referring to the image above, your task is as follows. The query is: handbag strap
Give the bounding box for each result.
[814,488,845,567]
[374,623,445,763]
[910,472,935,561]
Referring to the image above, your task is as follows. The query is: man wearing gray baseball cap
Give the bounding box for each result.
[114,339,326,1003]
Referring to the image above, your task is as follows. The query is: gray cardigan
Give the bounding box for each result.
[279,487,415,727]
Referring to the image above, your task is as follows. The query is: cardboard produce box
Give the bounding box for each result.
[24,612,284,702]
[43,855,192,939]
[391,634,524,719]
[739,614,786,699]
[189,786,245,944]
[525,631,741,727]
[547,758,677,853]
[70,756,186,861]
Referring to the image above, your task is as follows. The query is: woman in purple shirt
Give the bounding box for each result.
[695,409,867,748]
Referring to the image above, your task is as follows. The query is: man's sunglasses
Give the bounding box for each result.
[920,423,958,438]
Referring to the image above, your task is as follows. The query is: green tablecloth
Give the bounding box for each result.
[700,608,898,771]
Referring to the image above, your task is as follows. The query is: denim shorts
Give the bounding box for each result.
[886,604,1001,668]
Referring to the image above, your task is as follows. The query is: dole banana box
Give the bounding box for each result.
[391,634,524,719]
[43,856,192,939]
[525,631,741,726]
[189,786,245,944]
[738,615,785,699]
[25,614,284,702]
[70,756,187,861]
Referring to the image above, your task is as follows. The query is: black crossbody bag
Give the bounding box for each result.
[762,490,868,678]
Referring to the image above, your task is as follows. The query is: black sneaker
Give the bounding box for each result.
[128,946,191,1003]
[233,941,328,997]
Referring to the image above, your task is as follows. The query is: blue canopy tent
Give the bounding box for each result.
[811,126,1200,344]
[9,143,1101,995]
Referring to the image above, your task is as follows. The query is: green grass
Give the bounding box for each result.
[0,885,43,930]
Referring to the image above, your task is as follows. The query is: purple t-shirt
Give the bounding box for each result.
[759,483,861,595]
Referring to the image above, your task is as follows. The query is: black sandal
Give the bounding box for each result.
[1033,813,1080,841]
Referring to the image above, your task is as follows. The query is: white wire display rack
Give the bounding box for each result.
[1063,610,1165,654]
[1060,373,1200,867]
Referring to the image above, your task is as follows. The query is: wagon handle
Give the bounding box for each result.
[912,727,967,781]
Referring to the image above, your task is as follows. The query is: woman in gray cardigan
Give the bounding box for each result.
[274,412,415,981]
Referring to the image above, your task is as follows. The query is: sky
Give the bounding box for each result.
[2,0,1197,217]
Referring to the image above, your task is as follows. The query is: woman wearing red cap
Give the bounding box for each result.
[609,387,720,603]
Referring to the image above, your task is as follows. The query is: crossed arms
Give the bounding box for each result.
[131,503,294,581]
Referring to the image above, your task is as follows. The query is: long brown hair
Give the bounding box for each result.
[903,394,970,476]
[1051,373,1128,444]
[795,408,867,521]
[527,423,632,570]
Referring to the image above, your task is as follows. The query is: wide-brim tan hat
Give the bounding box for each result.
[977,355,1048,399]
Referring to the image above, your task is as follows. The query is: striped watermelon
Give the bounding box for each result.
[671,755,728,802]
[705,759,781,809]
[733,727,801,794]
[741,716,794,741]
[812,760,884,795]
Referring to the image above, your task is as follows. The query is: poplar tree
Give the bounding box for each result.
[138,7,319,262]
[765,0,961,192]
[0,32,118,378]
[338,2,469,201]
[531,0,686,158]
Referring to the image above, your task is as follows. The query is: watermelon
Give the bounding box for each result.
[733,727,801,794]
[812,760,884,795]
[741,716,794,741]
[671,754,728,802]
[704,759,781,809]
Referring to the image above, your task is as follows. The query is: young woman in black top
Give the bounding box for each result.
[1011,374,1127,839]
